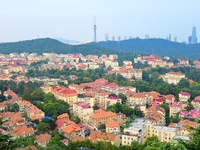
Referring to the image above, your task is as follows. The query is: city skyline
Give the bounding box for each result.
[0,0,200,43]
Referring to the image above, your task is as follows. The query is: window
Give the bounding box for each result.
[124,137,126,139]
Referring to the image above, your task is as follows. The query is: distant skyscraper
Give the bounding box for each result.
[118,36,121,41]
[145,34,150,39]
[105,34,109,41]
[93,17,97,42]
[169,34,171,41]
[112,36,115,41]
[174,36,177,42]
[188,26,197,44]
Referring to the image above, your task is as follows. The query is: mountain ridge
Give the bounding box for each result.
[0,38,200,59]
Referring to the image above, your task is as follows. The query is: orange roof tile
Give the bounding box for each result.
[35,133,51,143]
[89,130,116,143]
[91,109,117,119]
[106,120,120,128]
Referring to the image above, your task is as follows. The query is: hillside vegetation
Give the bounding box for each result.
[94,38,200,59]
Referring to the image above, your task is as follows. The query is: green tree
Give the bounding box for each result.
[0,134,14,150]
[118,93,127,104]
[22,88,31,100]
[7,103,19,112]
[31,88,44,102]
[74,116,81,124]
[37,122,50,134]
[93,104,100,110]
[177,78,190,89]
[161,103,171,126]
[0,94,6,102]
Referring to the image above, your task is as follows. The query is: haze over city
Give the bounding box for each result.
[0,0,200,43]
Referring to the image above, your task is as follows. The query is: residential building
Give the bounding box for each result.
[106,120,120,134]
[146,124,177,142]
[145,104,165,125]
[35,134,51,148]
[73,102,94,122]
[88,109,117,128]
[105,96,122,110]
[161,72,185,85]
[122,119,151,145]
[169,102,182,117]
[11,127,34,139]
[179,91,190,104]
[191,96,200,109]
[89,130,120,146]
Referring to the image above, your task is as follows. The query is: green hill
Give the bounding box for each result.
[1,38,200,59]
[0,38,116,55]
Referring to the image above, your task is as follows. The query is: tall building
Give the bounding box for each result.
[93,17,97,42]
[188,26,197,44]
[105,34,109,41]
[174,36,177,42]
[169,34,171,41]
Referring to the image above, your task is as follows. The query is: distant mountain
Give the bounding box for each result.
[92,38,200,59]
[56,38,82,45]
[0,38,116,55]
[0,38,200,59]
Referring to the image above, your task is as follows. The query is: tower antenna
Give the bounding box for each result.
[93,16,97,42]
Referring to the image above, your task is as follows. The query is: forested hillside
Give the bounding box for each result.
[94,38,200,59]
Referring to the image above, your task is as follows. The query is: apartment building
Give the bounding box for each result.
[146,123,177,142]
[105,96,122,110]
[88,109,117,128]
[122,119,151,145]
[73,102,94,122]
[169,102,182,117]
[161,72,185,85]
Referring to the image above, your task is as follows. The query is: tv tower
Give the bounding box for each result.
[93,17,97,42]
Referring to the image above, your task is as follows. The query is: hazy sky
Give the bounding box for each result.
[0,0,199,43]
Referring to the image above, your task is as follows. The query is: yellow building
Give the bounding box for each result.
[106,120,120,134]
[89,130,120,146]
[145,124,177,142]
[73,102,94,122]
[88,109,117,128]
[161,72,185,85]
[169,102,182,117]
[105,96,122,110]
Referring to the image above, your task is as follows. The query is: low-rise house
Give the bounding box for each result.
[88,109,118,128]
[165,94,175,104]
[106,120,120,134]
[35,134,51,148]
[145,104,165,125]
[11,126,34,139]
[161,72,185,85]
[191,96,200,109]
[169,102,182,117]
[61,123,80,140]
[180,109,200,119]
[57,113,70,120]
[89,130,120,146]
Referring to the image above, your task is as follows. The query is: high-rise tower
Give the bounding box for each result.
[188,26,197,44]
[93,17,97,42]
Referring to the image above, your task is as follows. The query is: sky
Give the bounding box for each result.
[0,0,200,43]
